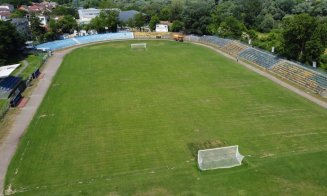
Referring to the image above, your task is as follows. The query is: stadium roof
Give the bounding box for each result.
[119,10,139,22]
[0,64,20,79]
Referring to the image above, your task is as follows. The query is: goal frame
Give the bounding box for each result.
[198,145,244,171]
[131,43,147,50]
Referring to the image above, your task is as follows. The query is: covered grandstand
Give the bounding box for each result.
[0,76,25,107]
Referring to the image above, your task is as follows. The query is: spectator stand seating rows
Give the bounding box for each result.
[271,61,327,94]
[199,36,232,48]
[220,41,249,57]
[239,47,282,69]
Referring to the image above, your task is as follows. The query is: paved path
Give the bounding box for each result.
[1,40,327,195]
[0,48,72,195]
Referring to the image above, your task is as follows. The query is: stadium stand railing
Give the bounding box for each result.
[239,47,282,69]
[36,32,134,51]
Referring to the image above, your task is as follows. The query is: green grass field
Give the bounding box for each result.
[5,40,327,195]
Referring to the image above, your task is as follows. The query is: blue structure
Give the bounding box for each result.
[0,76,25,106]
[36,32,134,51]
[239,48,282,68]
[200,36,231,47]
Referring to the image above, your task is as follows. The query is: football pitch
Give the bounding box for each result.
[5,40,327,195]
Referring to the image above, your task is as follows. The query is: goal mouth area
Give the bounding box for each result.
[197,145,244,171]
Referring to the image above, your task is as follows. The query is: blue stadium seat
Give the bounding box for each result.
[239,48,281,68]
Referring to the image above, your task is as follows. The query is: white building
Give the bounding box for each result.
[0,4,14,12]
[155,24,168,32]
[37,15,48,26]
[78,8,120,24]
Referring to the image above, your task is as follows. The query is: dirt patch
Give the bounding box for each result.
[188,139,227,158]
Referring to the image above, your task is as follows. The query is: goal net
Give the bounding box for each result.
[198,145,244,170]
[131,43,146,49]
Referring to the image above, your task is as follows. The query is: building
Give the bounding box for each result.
[0,4,14,12]
[155,24,169,32]
[18,2,57,15]
[37,15,48,26]
[0,12,11,21]
[118,10,139,23]
[78,8,120,24]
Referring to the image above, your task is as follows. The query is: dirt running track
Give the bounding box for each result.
[0,40,327,195]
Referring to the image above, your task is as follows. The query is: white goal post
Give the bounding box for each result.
[131,43,147,49]
[198,145,244,170]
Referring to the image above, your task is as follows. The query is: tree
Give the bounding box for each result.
[171,20,183,32]
[292,1,313,14]
[281,14,326,65]
[10,9,28,18]
[240,0,263,27]
[29,14,46,42]
[182,2,213,35]
[127,18,136,29]
[52,6,79,18]
[88,11,118,33]
[149,15,160,31]
[216,16,246,39]
[170,0,184,21]
[258,14,275,33]
[312,0,327,16]
[134,13,145,31]
[0,21,24,66]
[105,10,118,32]
[57,15,78,34]
[159,7,170,21]
[88,11,107,33]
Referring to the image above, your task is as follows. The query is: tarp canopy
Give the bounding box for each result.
[0,64,20,78]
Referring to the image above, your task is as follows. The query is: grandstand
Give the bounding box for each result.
[239,48,282,68]
[199,36,231,48]
[0,76,25,107]
[271,61,327,94]
[37,38,78,51]
[36,32,134,51]
[220,41,249,57]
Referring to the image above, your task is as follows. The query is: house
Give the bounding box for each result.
[0,4,14,12]
[155,24,168,32]
[37,15,48,26]
[0,12,11,21]
[18,5,29,12]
